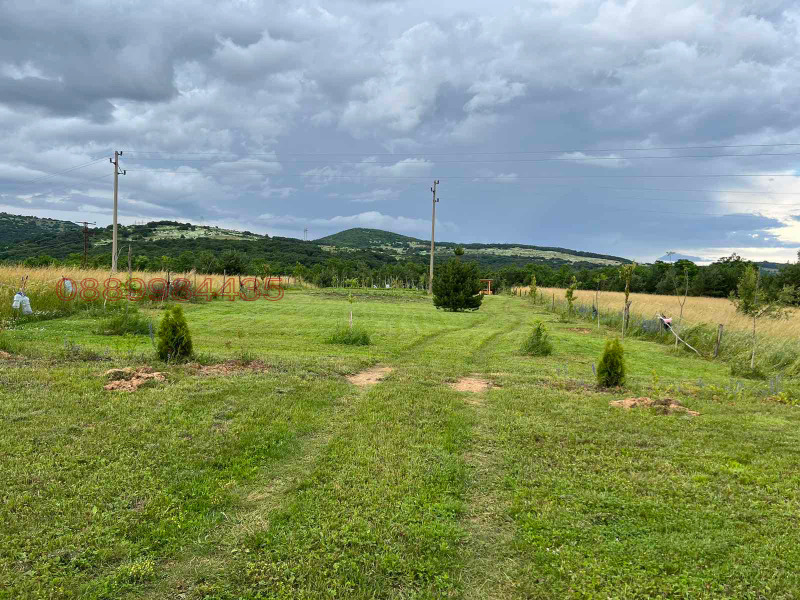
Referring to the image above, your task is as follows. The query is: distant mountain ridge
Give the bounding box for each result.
[318,227,632,266]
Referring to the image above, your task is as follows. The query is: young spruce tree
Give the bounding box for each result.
[156,305,193,362]
[432,246,483,312]
[597,338,626,387]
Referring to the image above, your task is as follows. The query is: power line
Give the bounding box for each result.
[26,173,113,196]
[122,168,800,179]
[22,157,108,184]
[119,152,800,164]
[604,206,780,218]
[120,141,800,156]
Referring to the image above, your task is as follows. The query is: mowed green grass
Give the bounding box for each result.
[1,290,799,599]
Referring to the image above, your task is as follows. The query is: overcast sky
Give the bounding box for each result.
[1,0,799,263]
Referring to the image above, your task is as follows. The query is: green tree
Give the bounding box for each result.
[220,250,246,275]
[565,276,578,316]
[597,338,626,387]
[156,305,193,362]
[432,258,483,312]
[529,274,538,304]
[618,263,637,339]
[521,322,553,356]
[730,265,796,369]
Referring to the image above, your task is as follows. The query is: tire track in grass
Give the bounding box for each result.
[185,374,474,599]
[457,305,528,599]
[135,379,358,600]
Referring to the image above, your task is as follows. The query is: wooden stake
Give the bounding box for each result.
[713,324,724,358]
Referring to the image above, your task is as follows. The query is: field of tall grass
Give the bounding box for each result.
[518,286,800,339]
[0,265,299,325]
[514,285,800,377]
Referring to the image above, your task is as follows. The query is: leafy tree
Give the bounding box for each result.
[156,305,193,362]
[597,338,626,387]
[618,263,637,339]
[529,274,538,304]
[220,249,246,275]
[730,265,796,368]
[565,276,578,316]
[433,258,483,312]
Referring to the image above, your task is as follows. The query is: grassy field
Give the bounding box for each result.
[530,286,800,340]
[2,289,800,599]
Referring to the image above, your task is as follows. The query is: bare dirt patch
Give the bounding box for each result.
[0,351,14,360]
[186,360,268,376]
[568,327,593,334]
[450,376,495,394]
[347,366,393,387]
[610,396,700,416]
[103,367,166,392]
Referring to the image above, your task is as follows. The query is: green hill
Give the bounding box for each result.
[0,215,629,271]
[0,212,82,244]
[318,227,631,267]
[317,228,422,248]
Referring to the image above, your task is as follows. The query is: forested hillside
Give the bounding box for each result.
[0,212,82,244]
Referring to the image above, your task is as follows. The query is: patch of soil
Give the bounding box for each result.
[103,367,166,392]
[347,366,393,387]
[610,396,700,416]
[568,328,593,334]
[450,376,495,393]
[186,360,268,376]
[0,351,14,360]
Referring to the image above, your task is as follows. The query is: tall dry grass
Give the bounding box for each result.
[0,265,299,324]
[517,286,800,340]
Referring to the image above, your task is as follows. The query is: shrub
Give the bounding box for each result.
[326,324,371,346]
[521,322,553,356]
[597,338,626,387]
[432,258,483,312]
[156,305,193,361]
[95,307,151,336]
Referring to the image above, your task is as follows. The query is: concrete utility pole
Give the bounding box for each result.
[304,227,308,241]
[666,251,676,264]
[74,221,96,268]
[428,179,439,295]
[110,151,126,272]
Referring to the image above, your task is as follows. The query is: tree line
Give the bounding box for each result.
[15,243,800,304]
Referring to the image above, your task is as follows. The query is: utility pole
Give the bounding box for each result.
[110,151,126,272]
[304,227,308,241]
[666,251,676,264]
[74,221,96,268]
[428,179,439,295]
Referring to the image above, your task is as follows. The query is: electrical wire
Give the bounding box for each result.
[121,141,800,156]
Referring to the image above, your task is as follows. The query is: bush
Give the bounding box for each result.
[597,338,626,387]
[156,305,193,361]
[432,258,483,312]
[521,322,553,356]
[95,307,151,336]
[326,325,371,346]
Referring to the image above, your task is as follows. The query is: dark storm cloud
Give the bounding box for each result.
[0,0,799,261]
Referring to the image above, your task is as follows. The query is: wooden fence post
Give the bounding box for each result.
[713,324,724,358]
